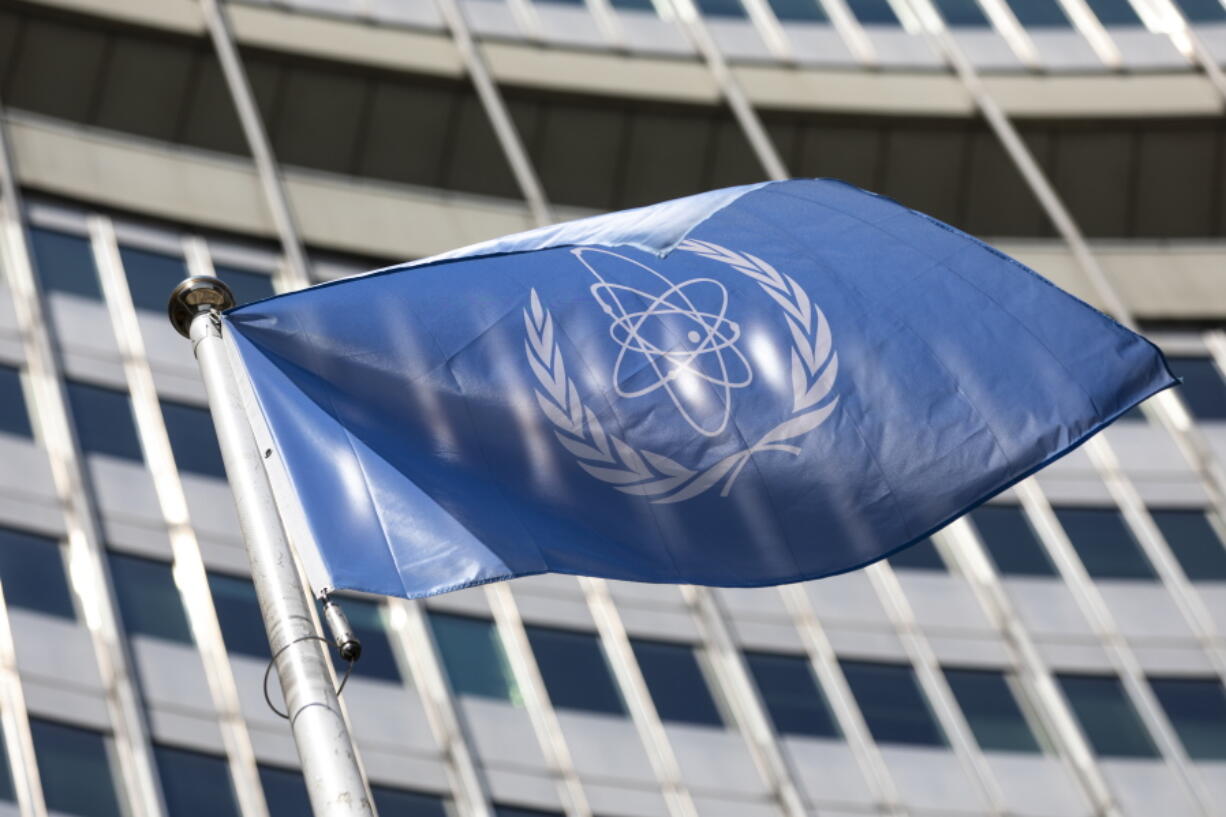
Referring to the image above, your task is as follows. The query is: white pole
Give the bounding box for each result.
[168,277,375,817]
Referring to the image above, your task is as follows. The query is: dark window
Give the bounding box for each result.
[1173,0,1226,22]
[525,625,624,716]
[971,506,1057,577]
[1003,0,1070,26]
[259,766,311,817]
[161,400,225,479]
[846,0,899,23]
[1085,0,1141,25]
[0,364,32,437]
[631,639,723,727]
[695,0,748,17]
[767,0,827,21]
[372,786,450,816]
[1169,356,1226,421]
[1058,674,1158,758]
[0,526,74,619]
[429,612,518,701]
[495,807,564,817]
[945,668,1042,753]
[209,572,267,659]
[108,552,192,643]
[1149,677,1226,760]
[1152,509,1226,582]
[1055,507,1156,580]
[30,719,123,817]
[745,651,839,739]
[119,246,188,313]
[155,745,240,817]
[328,596,401,683]
[934,0,990,26]
[609,0,658,11]
[28,227,101,300]
[535,0,585,6]
[213,264,277,307]
[889,538,946,572]
[1118,404,1147,423]
[0,732,13,802]
[841,661,946,747]
[65,380,142,462]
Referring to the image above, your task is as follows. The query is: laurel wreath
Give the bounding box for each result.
[524,239,838,504]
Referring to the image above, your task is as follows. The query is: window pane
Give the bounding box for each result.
[1058,674,1158,758]
[767,0,827,21]
[213,264,276,307]
[0,526,74,618]
[889,538,945,571]
[0,365,32,437]
[0,733,14,802]
[1149,677,1226,760]
[161,400,225,479]
[971,506,1057,577]
[841,661,946,747]
[609,0,657,12]
[30,719,122,817]
[109,552,192,643]
[372,785,450,816]
[631,639,723,727]
[695,0,747,17]
[846,0,898,23]
[65,380,143,462]
[29,227,102,300]
[1152,509,1226,582]
[746,651,839,739]
[155,745,240,817]
[526,625,624,716]
[1055,507,1156,580]
[1173,0,1226,22]
[259,766,311,817]
[209,572,268,659]
[1168,356,1226,420]
[1003,0,1070,26]
[119,246,188,313]
[933,0,990,27]
[1086,0,1141,25]
[945,668,1042,753]
[495,807,563,817]
[429,612,518,701]
[329,596,401,683]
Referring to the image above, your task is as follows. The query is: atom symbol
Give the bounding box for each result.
[572,248,753,437]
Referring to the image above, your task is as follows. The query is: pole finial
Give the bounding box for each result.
[168,276,236,338]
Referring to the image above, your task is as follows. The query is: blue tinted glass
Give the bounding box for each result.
[841,661,946,747]
[695,0,747,17]
[1119,404,1147,422]
[526,625,624,716]
[0,365,32,438]
[29,228,102,300]
[746,651,839,738]
[161,400,225,479]
[259,766,311,817]
[108,552,192,643]
[66,380,142,462]
[155,745,240,817]
[1059,674,1158,758]
[609,0,657,11]
[30,719,122,817]
[1055,507,1156,580]
[945,668,1042,753]
[0,732,13,802]
[213,265,277,307]
[934,0,990,26]
[119,246,188,313]
[1152,509,1226,581]
[209,572,268,659]
[1003,0,1070,25]
[1149,677,1226,760]
[0,527,74,618]
[372,786,450,816]
[889,538,946,571]
[1169,357,1226,420]
[1173,0,1226,22]
[768,0,827,21]
[495,807,563,817]
[632,639,723,726]
[1086,0,1141,24]
[846,0,898,24]
[971,505,1057,577]
[429,612,518,701]
[326,596,401,683]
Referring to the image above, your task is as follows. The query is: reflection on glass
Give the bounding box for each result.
[1058,674,1158,758]
[945,668,1043,753]
[30,719,123,817]
[429,612,519,702]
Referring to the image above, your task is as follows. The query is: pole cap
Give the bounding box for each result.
[168,276,236,338]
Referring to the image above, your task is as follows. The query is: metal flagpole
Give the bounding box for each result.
[167,276,375,817]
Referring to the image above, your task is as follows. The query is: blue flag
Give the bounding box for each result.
[224,179,1174,600]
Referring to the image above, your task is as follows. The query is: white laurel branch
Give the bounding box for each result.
[524,242,838,504]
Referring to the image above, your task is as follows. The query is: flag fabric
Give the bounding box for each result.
[223,179,1175,600]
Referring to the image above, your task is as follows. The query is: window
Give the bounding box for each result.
[1149,677,1226,760]
[161,400,225,479]
[0,365,32,438]
[259,766,310,817]
[945,668,1043,753]
[119,246,188,313]
[65,380,143,462]
[1055,508,1156,580]
[933,0,990,27]
[1168,356,1226,420]
[1058,674,1158,758]
[155,745,240,817]
[525,625,624,716]
[495,807,563,817]
[1151,509,1226,582]
[767,0,827,22]
[373,786,450,816]
[0,526,75,619]
[1173,0,1226,22]
[608,0,657,12]
[631,639,723,727]
[0,733,13,802]
[209,572,268,659]
[30,719,123,817]
[212,264,276,306]
[328,596,401,683]
[29,227,102,300]
[429,612,518,701]
[745,651,839,739]
[1085,0,1141,25]
[694,0,748,17]
[108,552,192,643]
[846,0,898,23]
[841,661,946,747]
[889,538,946,572]
[1003,0,1070,26]
[971,506,1057,577]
